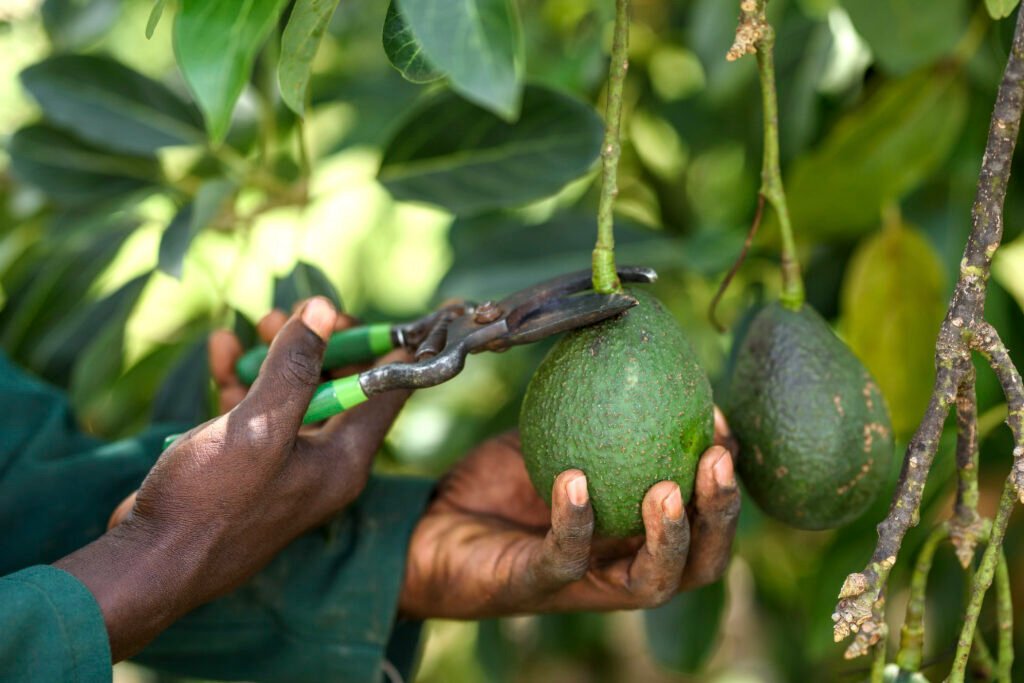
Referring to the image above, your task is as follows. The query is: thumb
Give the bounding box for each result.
[236,297,337,438]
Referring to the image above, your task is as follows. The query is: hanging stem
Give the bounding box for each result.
[995,551,1013,682]
[951,370,984,568]
[949,480,1017,682]
[896,523,949,672]
[591,0,630,294]
[726,0,805,309]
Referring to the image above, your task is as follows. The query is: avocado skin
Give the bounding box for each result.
[724,302,893,530]
[520,289,714,537]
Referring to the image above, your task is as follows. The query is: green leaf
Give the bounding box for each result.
[986,0,1020,18]
[35,273,150,391]
[146,0,168,39]
[993,237,1024,314]
[158,179,235,278]
[397,0,522,120]
[41,0,119,50]
[278,0,342,115]
[152,337,212,424]
[174,0,289,143]
[8,124,160,205]
[379,86,603,215]
[382,1,443,85]
[841,222,946,439]
[273,262,342,310]
[20,55,205,155]
[841,0,966,74]
[785,68,967,241]
[644,582,726,673]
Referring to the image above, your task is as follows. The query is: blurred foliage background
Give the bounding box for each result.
[1,0,1024,680]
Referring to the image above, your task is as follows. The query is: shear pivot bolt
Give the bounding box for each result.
[474,301,502,324]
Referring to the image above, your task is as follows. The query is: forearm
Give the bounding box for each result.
[53,524,201,662]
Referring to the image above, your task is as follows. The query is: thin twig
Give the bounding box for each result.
[951,369,984,568]
[995,551,1013,682]
[897,523,949,672]
[708,194,765,332]
[592,0,629,294]
[833,5,1024,660]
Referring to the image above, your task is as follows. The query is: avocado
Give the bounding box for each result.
[520,289,714,537]
[724,302,893,530]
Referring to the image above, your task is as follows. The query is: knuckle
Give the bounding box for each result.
[641,584,677,608]
[281,348,322,389]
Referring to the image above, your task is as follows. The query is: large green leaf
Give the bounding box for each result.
[20,55,205,155]
[152,337,212,425]
[378,86,603,215]
[841,222,946,439]
[644,582,726,673]
[41,0,119,50]
[278,0,342,115]
[273,261,342,310]
[785,68,967,241]
[841,0,966,74]
[396,0,522,120]
[985,0,1021,19]
[174,0,289,143]
[8,125,160,205]
[158,179,235,278]
[382,1,443,84]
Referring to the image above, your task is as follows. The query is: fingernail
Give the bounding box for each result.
[662,487,683,521]
[713,447,735,488]
[566,475,588,507]
[301,297,335,341]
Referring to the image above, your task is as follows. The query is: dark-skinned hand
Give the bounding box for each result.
[398,410,740,619]
[58,297,410,662]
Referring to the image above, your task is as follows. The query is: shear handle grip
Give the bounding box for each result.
[236,323,394,385]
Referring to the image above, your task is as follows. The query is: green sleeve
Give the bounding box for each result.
[136,475,435,683]
[0,565,112,683]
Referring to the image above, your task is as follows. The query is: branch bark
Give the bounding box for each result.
[833,6,1024,660]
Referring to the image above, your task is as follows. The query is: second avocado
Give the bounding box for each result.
[724,303,893,530]
[520,289,714,537]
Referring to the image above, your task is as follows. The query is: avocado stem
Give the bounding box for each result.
[754,20,805,309]
[592,0,630,295]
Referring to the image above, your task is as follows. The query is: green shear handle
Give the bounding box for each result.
[236,323,395,385]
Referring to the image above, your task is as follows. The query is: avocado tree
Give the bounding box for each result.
[2,0,1024,681]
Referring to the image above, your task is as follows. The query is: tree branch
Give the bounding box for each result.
[833,5,1024,659]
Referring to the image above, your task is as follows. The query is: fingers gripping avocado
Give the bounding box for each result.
[520,289,714,537]
[724,303,893,530]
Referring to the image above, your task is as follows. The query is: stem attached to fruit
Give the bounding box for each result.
[712,0,804,323]
[833,5,1024,665]
[592,0,630,295]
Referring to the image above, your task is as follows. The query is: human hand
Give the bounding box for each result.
[399,410,740,619]
[57,298,410,661]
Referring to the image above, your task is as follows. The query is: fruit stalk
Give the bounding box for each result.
[896,523,949,673]
[727,0,804,309]
[996,552,1013,682]
[950,371,983,568]
[833,5,1024,662]
[592,0,630,294]
[948,481,1015,682]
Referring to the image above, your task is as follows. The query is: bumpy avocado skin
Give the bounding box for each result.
[724,302,893,530]
[519,289,714,537]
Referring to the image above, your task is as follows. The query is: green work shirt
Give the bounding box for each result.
[0,353,434,682]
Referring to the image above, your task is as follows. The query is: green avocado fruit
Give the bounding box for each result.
[724,302,893,530]
[519,288,714,537]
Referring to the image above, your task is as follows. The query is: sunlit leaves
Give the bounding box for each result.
[841,221,946,439]
[985,0,1021,19]
[41,0,119,50]
[395,0,523,120]
[278,0,342,115]
[20,55,204,155]
[158,180,236,279]
[993,237,1024,314]
[174,0,289,143]
[379,86,602,215]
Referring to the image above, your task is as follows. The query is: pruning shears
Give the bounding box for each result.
[163,266,657,450]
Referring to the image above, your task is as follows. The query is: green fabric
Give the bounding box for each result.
[0,352,435,682]
[0,565,112,682]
